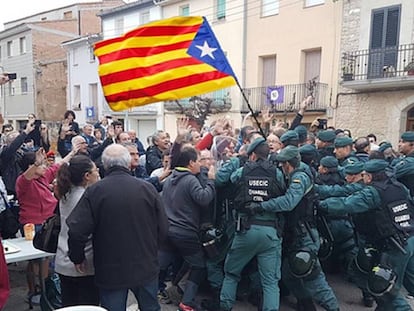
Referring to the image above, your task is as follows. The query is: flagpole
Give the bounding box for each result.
[236,81,266,138]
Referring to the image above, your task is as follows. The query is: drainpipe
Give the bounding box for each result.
[78,10,81,35]
[241,0,247,88]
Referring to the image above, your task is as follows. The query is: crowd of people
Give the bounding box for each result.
[0,95,414,311]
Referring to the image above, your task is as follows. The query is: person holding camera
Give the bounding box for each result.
[57,110,80,157]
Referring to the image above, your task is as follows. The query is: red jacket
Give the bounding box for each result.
[0,238,9,309]
[16,163,59,225]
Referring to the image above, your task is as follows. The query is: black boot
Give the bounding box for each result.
[296,298,317,311]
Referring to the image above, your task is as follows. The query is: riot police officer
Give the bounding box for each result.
[319,159,414,310]
[247,145,339,311]
[219,137,286,311]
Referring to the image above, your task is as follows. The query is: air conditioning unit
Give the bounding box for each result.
[153,0,182,5]
[153,0,169,5]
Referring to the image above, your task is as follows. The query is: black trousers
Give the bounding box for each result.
[59,274,99,307]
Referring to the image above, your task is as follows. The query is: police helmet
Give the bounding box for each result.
[355,247,378,274]
[288,249,317,278]
[367,264,397,297]
[318,236,333,261]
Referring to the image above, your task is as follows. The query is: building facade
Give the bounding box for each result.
[97,0,164,145]
[338,0,414,143]
[0,0,123,129]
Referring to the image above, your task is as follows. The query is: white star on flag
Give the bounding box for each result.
[195,41,217,59]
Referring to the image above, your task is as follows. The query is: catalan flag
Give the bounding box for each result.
[94,16,237,111]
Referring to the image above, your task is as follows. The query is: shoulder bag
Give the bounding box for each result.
[33,202,61,253]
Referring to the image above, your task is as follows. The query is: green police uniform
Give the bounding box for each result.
[220,137,286,311]
[334,136,359,167]
[261,146,339,311]
[319,159,414,310]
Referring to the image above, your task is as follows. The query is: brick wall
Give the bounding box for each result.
[29,0,124,122]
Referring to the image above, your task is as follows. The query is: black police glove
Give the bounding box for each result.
[245,202,264,216]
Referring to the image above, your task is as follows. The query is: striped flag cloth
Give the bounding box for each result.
[94,16,237,111]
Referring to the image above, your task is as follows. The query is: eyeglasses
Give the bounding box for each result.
[41,127,47,130]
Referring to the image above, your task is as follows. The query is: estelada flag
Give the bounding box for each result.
[94,16,237,111]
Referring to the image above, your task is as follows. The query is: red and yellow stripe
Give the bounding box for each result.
[94,16,235,111]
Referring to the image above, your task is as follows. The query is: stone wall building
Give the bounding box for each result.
[337,0,414,144]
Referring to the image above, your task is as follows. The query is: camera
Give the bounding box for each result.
[317,118,328,130]
[5,73,17,80]
[34,119,42,129]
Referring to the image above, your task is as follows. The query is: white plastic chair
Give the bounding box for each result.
[54,306,108,311]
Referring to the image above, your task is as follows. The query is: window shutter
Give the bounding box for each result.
[370,10,384,49]
[262,55,276,87]
[385,7,400,47]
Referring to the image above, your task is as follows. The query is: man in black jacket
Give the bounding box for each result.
[160,146,215,311]
[67,144,168,311]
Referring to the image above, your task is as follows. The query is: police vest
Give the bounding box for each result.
[352,179,414,244]
[234,159,283,209]
[284,166,316,229]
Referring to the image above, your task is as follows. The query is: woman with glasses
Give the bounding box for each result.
[54,155,100,307]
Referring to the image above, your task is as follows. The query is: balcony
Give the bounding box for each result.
[341,44,414,90]
[241,82,329,113]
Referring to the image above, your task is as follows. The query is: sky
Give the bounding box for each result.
[0,0,135,31]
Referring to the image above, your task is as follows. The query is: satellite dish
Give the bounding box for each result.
[270,89,279,101]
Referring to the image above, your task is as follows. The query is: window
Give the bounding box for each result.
[7,41,12,57]
[114,17,124,36]
[89,47,95,62]
[89,83,98,114]
[63,11,72,19]
[304,49,321,83]
[141,12,150,25]
[261,55,277,86]
[262,0,279,17]
[21,77,28,93]
[19,37,26,54]
[368,5,401,78]
[73,85,81,109]
[72,48,78,66]
[216,0,226,20]
[305,0,324,7]
[8,82,14,96]
[180,5,190,16]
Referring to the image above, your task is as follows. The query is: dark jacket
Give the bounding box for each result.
[162,168,215,235]
[0,132,27,195]
[145,145,163,175]
[66,166,168,289]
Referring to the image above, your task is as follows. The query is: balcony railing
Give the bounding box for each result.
[341,44,414,81]
[241,82,328,113]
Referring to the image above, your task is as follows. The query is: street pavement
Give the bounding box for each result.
[4,261,414,310]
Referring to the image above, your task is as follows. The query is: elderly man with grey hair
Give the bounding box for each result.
[67,144,169,311]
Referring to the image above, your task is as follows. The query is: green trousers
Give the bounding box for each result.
[220,225,281,311]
